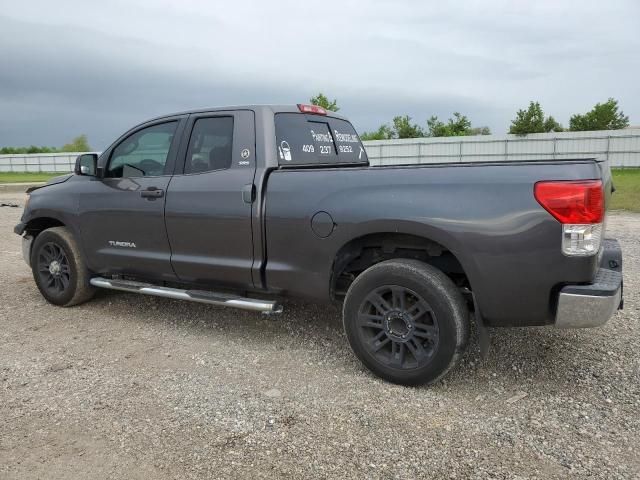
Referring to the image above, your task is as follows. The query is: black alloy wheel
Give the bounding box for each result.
[343,259,469,386]
[357,285,439,370]
[36,242,72,296]
[30,227,95,307]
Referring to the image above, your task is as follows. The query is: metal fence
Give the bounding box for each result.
[0,152,97,173]
[363,128,640,167]
[0,149,178,173]
[2,128,639,172]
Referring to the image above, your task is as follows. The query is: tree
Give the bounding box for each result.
[392,115,424,138]
[446,112,471,136]
[1,135,92,154]
[310,93,339,112]
[543,116,563,133]
[1,145,57,154]
[509,101,563,135]
[360,124,394,141]
[61,134,91,152]
[360,112,489,141]
[569,98,629,131]
[360,116,423,140]
[426,116,448,137]
[469,126,491,136]
[427,112,476,137]
[426,112,483,137]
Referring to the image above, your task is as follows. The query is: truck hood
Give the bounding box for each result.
[26,173,73,193]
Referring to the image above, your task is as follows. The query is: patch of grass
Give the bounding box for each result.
[611,168,640,213]
[0,172,62,183]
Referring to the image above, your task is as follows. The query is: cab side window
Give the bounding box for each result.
[107,121,178,178]
[185,117,234,174]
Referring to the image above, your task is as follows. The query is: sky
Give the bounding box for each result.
[1,0,639,150]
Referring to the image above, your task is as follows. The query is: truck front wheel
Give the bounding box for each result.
[342,259,469,386]
[30,227,95,307]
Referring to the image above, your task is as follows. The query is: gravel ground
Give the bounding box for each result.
[1,191,638,480]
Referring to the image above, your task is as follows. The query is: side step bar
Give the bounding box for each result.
[89,277,283,314]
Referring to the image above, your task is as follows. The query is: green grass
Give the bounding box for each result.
[0,172,62,183]
[611,168,640,213]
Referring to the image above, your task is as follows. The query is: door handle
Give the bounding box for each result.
[140,187,164,199]
[242,184,255,204]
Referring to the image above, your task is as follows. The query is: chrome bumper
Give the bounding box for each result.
[22,235,33,267]
[555,239,623,329]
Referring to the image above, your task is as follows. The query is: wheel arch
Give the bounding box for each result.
[24,216,66,237]
[22,217,86,269]
[330,230,478,307]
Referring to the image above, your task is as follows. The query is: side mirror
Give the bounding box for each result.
[75,153,98,176]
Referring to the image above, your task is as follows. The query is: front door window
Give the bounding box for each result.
[107,122,178,178]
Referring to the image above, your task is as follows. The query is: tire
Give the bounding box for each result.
[30,226,95,307]
[343,259,469,386]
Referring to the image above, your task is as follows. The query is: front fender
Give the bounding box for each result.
[18,178,85,257]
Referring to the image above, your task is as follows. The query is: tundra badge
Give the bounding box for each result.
[108,241,137,248]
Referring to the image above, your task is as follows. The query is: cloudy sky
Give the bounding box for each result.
[1,0,638,149]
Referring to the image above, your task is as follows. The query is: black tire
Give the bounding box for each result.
[30,226,95,307]
[343,259,469,386]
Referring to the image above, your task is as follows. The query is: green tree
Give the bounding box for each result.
[392,115,424,138]
[426,116,448,137]
[360,117,423,140]
[446,112,472,136]
[61,134,91,152]
[1,135,92,154]
[427,112,482,137]
[509,101,563,135]
[569,98,629,131]
[426,112,484,137]
[360,112,490,141]
[360,124,394,141]
[543,116,563,133]
[310,93,339,112]
[1,145,57,154]
[469,126,491,136]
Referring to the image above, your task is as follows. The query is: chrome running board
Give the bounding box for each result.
[89,277,283,314]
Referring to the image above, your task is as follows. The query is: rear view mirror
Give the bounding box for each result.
[75,153,98,176]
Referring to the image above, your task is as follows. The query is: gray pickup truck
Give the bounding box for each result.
[14,104,623,385]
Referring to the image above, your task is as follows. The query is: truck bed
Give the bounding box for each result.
[263,159,611,327]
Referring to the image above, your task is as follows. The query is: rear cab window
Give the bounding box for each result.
[275,113,368,166]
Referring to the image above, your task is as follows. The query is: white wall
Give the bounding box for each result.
[363,128,640,167]
[0,152,97,173]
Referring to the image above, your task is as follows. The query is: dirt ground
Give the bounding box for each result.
[1,191,638,479]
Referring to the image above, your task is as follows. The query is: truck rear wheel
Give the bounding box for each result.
[342,259,469,386]
[30,227,95,307]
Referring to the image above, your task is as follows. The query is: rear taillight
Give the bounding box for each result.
[297,104,327,115]
[534,180,603,224]
[534,180,605,256]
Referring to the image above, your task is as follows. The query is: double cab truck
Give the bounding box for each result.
[15,104,623,385]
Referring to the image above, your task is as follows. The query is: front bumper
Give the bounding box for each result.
[15,222,32,267]
[14,222,26,236]
[21,234,33,267]
[555,239,623,328]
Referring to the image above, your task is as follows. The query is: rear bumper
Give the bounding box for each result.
[555,239,623,328]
